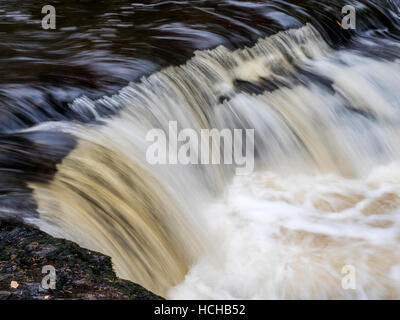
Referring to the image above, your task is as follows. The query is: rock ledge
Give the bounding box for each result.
[0,219,163,300]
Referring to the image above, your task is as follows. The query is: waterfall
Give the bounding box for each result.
[27,24,400,298]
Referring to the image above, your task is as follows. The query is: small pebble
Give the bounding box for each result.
[10,280,19,289]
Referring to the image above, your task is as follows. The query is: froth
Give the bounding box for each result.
[169,165,400,299]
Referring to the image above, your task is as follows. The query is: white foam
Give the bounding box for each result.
[169,166,400,299]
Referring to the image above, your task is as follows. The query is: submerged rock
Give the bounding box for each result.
[0,219,163,300]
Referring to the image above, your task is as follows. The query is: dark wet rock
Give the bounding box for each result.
[0,219,163,300]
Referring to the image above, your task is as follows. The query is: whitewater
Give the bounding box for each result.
[24,23,400,299]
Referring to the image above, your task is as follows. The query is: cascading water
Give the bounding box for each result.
[21,20,400,299]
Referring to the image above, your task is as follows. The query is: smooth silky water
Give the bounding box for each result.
[20,21,400,298]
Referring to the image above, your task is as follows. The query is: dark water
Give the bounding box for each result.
[1,0,399,131]
[0,0,399,217]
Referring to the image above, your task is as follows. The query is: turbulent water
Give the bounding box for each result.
[2,0,400,299]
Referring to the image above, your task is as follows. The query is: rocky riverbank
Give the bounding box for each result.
[0,219,163,300]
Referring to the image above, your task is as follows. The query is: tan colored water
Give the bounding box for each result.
[29,25,400,298]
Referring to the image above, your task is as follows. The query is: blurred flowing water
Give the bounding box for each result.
[1,0,400,298]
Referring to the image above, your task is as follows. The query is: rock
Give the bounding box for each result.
[0,290,10,299]
[0,219,163,300]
